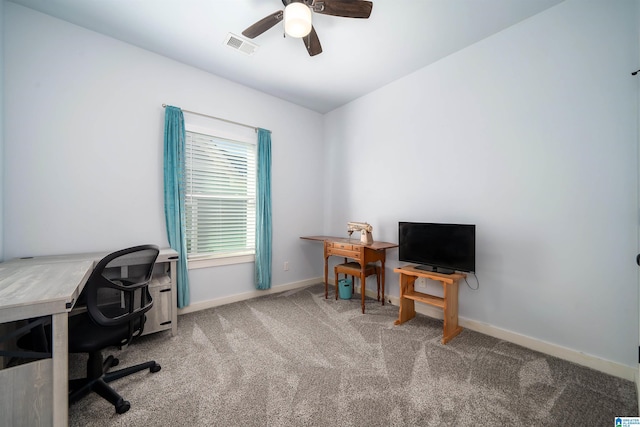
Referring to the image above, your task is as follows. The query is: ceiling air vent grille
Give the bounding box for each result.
[224,33,258,56]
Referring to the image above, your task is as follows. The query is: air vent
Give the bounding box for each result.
[224,33,258,56]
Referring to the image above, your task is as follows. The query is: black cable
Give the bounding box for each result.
[464,272,480,290]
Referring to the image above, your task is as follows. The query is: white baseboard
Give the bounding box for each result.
[177,277,320,315]
[381,292,636,381]
[180,278,637,381]
[636,369,640,413]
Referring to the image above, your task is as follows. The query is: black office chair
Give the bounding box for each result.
[17,245,163,414]
[62,245,161,414]
[67,244,162,414]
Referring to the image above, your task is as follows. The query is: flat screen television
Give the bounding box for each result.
[398,222,476,274]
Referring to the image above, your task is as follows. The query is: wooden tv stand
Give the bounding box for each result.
[393,265,465,344]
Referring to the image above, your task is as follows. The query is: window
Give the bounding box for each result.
[184,130,256,265]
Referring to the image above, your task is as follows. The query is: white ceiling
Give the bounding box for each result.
[9,0,564,113]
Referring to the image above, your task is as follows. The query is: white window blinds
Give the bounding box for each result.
[185,131,256,260]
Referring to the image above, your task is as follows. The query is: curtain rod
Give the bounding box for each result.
[162,104,258,132]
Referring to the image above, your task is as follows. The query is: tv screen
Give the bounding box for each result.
[398,222,476,273]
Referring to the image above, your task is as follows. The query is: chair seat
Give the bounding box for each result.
[335,262,378,275]
[68,312,143,354]
[334,261,384,304]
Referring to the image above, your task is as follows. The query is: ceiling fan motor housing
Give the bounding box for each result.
[284,2,312,38]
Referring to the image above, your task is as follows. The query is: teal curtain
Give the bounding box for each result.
[163,106,190,307]
[255,128,272,290]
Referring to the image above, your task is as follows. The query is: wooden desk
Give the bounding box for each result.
[300,236,398,314]
[0,248,178,427]
[393,265,464,344]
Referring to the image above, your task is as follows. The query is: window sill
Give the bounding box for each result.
[188,254,255,270]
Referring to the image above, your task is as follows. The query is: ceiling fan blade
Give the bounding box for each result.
[303,26,322,56]
[312,0,372,18]
[242,11,283,39]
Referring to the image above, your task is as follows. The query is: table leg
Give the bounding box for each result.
[51,312,68,427]
[360,264,366,314]
[380,259,385,306]
[394,274,416,325]
[441,280,463,344]
[324,255,329,299]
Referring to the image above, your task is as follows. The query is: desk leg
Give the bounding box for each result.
[51,312,68,427]
[441,280,463,344]
[360,264,366,314]
[394,274,416,325]
[324,255,329,299]
[380,259,385,306]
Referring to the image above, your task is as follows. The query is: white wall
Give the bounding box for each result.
[0,0,4,262]
[4,0,639,371]
[3,3,325,303]
[325,0,639,368]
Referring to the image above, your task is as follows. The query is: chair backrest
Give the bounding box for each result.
[84,245,160,342]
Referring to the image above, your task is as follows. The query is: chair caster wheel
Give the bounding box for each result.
[112,358,119,367]
[115,399,130,414]
[150,363,161,373]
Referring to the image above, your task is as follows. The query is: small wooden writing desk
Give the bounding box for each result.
[394,265,464,344]
[300,236,398,314]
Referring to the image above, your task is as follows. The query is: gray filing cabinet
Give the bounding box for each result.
[143,249,178,336]
[145,275,172,335]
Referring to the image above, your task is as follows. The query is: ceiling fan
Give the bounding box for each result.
[242,0,373,57]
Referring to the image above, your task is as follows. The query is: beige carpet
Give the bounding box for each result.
[68,283,637,426]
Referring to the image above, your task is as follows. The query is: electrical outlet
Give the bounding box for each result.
[415,277,428,290]
[284,261,289,271]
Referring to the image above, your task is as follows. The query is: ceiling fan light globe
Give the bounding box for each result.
[284,3,312,38]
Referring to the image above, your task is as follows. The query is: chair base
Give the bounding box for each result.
[70,352,161,414]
